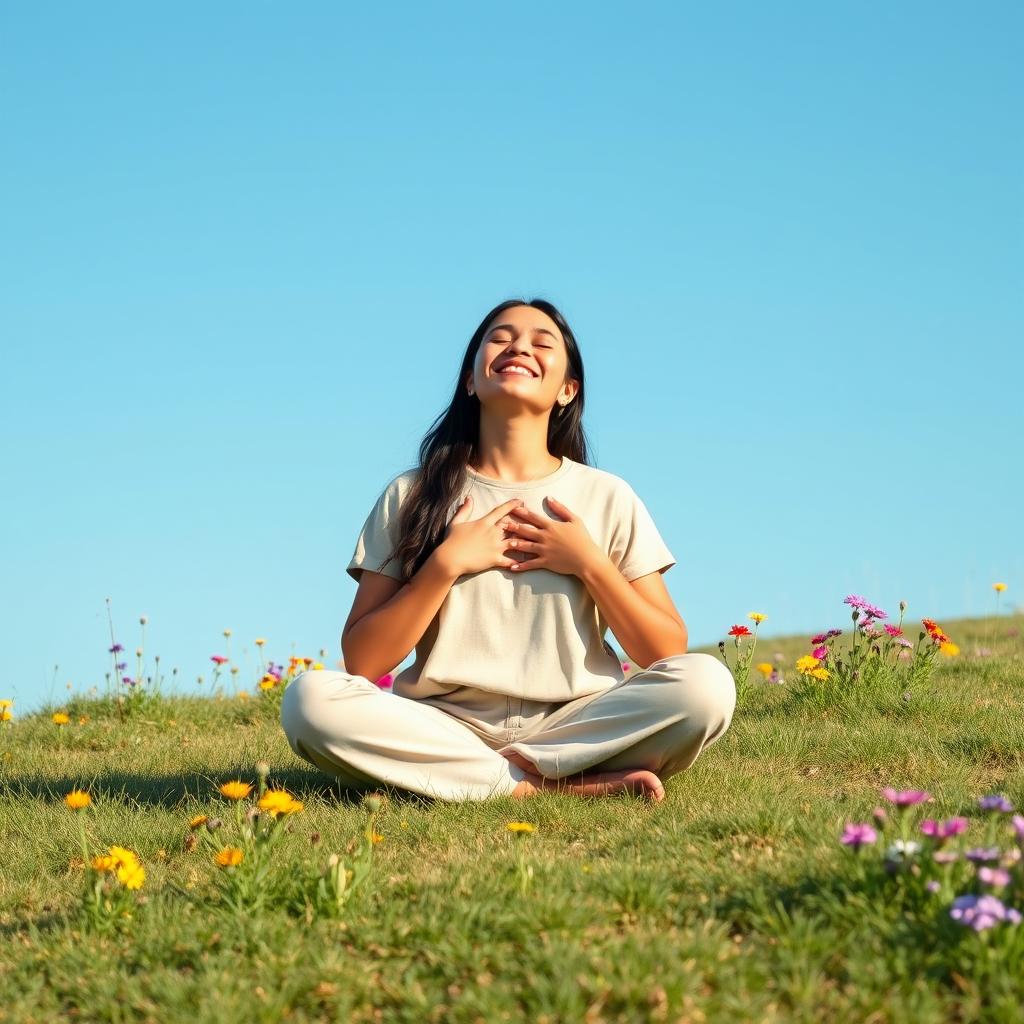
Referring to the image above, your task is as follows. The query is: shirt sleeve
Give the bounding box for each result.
[610,484,677,582]
[346,474,409,583]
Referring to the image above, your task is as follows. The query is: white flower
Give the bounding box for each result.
[885,839,922,861]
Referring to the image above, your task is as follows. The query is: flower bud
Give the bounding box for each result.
[140,615,148,625]
[136,648,143,657]
[255,761,270,779]
[205,817,223,832]
[363,794,382,813]
[872,806,887,826]
[899,600,907,612]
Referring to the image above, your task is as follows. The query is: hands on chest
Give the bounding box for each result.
[437,494,603,579]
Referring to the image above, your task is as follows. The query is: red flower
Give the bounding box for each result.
[210,655,229,665]
[728,625,752,638]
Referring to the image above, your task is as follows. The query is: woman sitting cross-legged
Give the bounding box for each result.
[281,297,736,802]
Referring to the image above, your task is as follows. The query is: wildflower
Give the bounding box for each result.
[64,790,92,810]
[933,850,960,864]
[844,595,869,611]
[992,582,1007,592]
[370,832,385,844]
[117,861,146,890]
[872,806,887,826]
[965,847,1002,864]
[950,894,1022,931]
[978,794,1015,813]
[375,674,394,689]
[920,817,969,839]
[895,638,913,648]
[881,787,932,807]
[52,712,70,726]
[259,677,277,691]
[108,644,124,654]
[257,789,304,817]
[883,624,904,637]
[223,629,232,638]
[728,625,751,638]
[255,761,271,780]
[91,854,117,872]
[1012,815,1024,841]
[78,715,89,725]
[748,612,767,624]
[812,645,828,660]
[363,794,383,812]
[506,822,536,833]
[840,823,877,849]
[810,633,828,645]
[755,662,774,677]
[0,709,11,722]
[215,847,244,868]
[0,699,12,709]
[255,637,266,646]
[978,866,1011,887]
[210,655,229,665]
[303,657,314,666]
[205,817,223,832]
[825,629,842,640]
[312,662,325,670]
[939,642,960,657]
[922,618,940,634]
[925,880,940,894]
[796,655,820,674]
[885,839,922,862]
[219,781,253,801]
[861,602,888,620]
[809,667,829,681]
[189,814,208,829]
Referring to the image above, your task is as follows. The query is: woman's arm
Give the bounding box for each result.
[341,547,460,682]
[578,552,688,669]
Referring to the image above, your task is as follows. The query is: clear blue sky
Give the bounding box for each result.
[2,2,1021,712]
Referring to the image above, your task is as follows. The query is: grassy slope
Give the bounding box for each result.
[0,614,1021,1023]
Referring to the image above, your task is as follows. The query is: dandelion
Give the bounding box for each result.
[992,582,1007,592]
[748,612,767,624]
[64,790,92,810]
[728,625,751,638]
[939,641,960,657]
[978,794,1015,813]
[257,789,304,816]
[52,712,70,726]
[189,815,208,829]
[255,637,266,646]
[1,707,13,722]
[219,781,253,801]
[796,655,820,674]
[839,822,877,849]
[259,677,277,691]
[215,847,244,868]
[0,699,12,709]
[117,861,146,889]
[506,822,536,833]
[755,662,774,677]
[809,667,829,681]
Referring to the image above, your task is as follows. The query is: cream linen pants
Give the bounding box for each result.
[280,653,736,802]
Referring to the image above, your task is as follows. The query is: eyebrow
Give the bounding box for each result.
[486,323,559,341]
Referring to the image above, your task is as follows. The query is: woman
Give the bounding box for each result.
[281,298,736,802]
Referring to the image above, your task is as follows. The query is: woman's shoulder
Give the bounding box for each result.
[569,459,639,501]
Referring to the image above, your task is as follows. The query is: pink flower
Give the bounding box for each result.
[884,624,904,637]
[374,673,394,689]
[812,645,828,660]
[881,787,932,807]
[978,866,1011,887]
[210,655,229,665]
[622,663,630,672]
[920,816,969,840]
[840,822,877,849]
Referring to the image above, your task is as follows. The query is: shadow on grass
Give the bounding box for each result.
[2,768,436,811]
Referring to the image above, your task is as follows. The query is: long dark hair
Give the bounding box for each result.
[388,297,592,582]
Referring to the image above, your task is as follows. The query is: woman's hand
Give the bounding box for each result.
[436,495,527,578]
[503,497,603,577]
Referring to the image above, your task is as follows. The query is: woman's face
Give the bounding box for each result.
[467,305,578,415]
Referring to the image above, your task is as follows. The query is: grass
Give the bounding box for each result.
[0,613,1021,1023]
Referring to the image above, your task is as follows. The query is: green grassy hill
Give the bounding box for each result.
[1,614,1021,1022]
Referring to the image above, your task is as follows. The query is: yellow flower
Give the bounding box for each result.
[117,861,145,890]
[78,715,89,725]
[52,712,70,726]
[992,582,1007,592]
[1,709,14,722]
[312,662,325,670]
[755,662,774,677]
[0,699,12,709]
[254,638,266,646]
[748,612,767,624]
[189,814,208,829]
[64,790,92,810]
[370,832,384,844]
[237,690,250,700]
[219,780,253,801]
[258,789,303,817]
[259,678,277,691]
[108,846,140,870]
[91,855,116,872]
[215,846,244,868]
[810,667,830,681]
[796,655,820,674]
[939,641,960,657]
[506,822,535,833]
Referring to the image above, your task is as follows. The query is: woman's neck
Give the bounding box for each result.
[472,415,561,482]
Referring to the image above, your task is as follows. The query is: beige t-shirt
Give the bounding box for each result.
[345,456,676,703]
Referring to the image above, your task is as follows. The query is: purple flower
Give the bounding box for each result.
[840,822,877,849]
[122,676,136,687]
[965,847,1002,864]
[811,632,827,645]
[920,816,969,840]
[882,787,932,807]
[949,894,1022,931]
[925,880,941,894]
[978,794,1015,813]
[933,850,959,864]
[978,866,1011,887]
[844,595,869,611]
[1012,815,1024,842]
[116,661,127,671]
[812,645,828,660]
[826,629,842,640]
[109,643,124,654]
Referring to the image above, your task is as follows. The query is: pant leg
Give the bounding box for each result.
[497,652,736,781]
[280,670,528,802]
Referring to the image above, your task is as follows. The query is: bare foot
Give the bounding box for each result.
[511,767,665,802]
